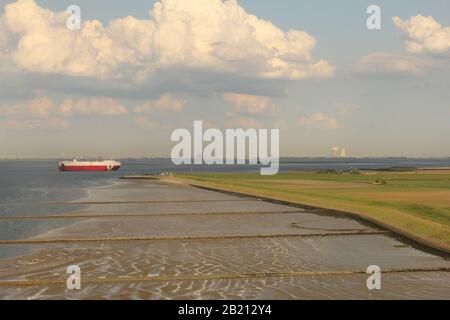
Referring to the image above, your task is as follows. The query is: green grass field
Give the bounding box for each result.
[168,171,450,251]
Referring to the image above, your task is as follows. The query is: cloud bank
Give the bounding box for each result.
[0,0,335,82]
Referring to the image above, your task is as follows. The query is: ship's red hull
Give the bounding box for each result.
[59,165,121,172]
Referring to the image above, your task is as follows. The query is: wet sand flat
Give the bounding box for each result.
[2,272,449,300]
[0,179,449,299]
[23,212,379,240]
[0,236,448,281]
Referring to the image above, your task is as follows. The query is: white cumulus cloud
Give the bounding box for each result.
[393,15,450,54]
[0,0,335,81]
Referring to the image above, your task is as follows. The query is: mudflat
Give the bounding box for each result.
[0,178,449,299]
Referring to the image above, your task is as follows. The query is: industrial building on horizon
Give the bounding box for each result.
[331,146,347,158]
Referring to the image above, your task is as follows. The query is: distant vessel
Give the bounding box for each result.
[59,159,121,172]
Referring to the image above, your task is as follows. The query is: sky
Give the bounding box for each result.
[0,0,449,159]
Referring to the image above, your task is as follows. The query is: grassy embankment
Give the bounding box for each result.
[166,171,450,252]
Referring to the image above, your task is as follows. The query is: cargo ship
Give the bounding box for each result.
[59,159,121,172]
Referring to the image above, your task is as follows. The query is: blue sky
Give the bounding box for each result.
[0,0,449,158]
